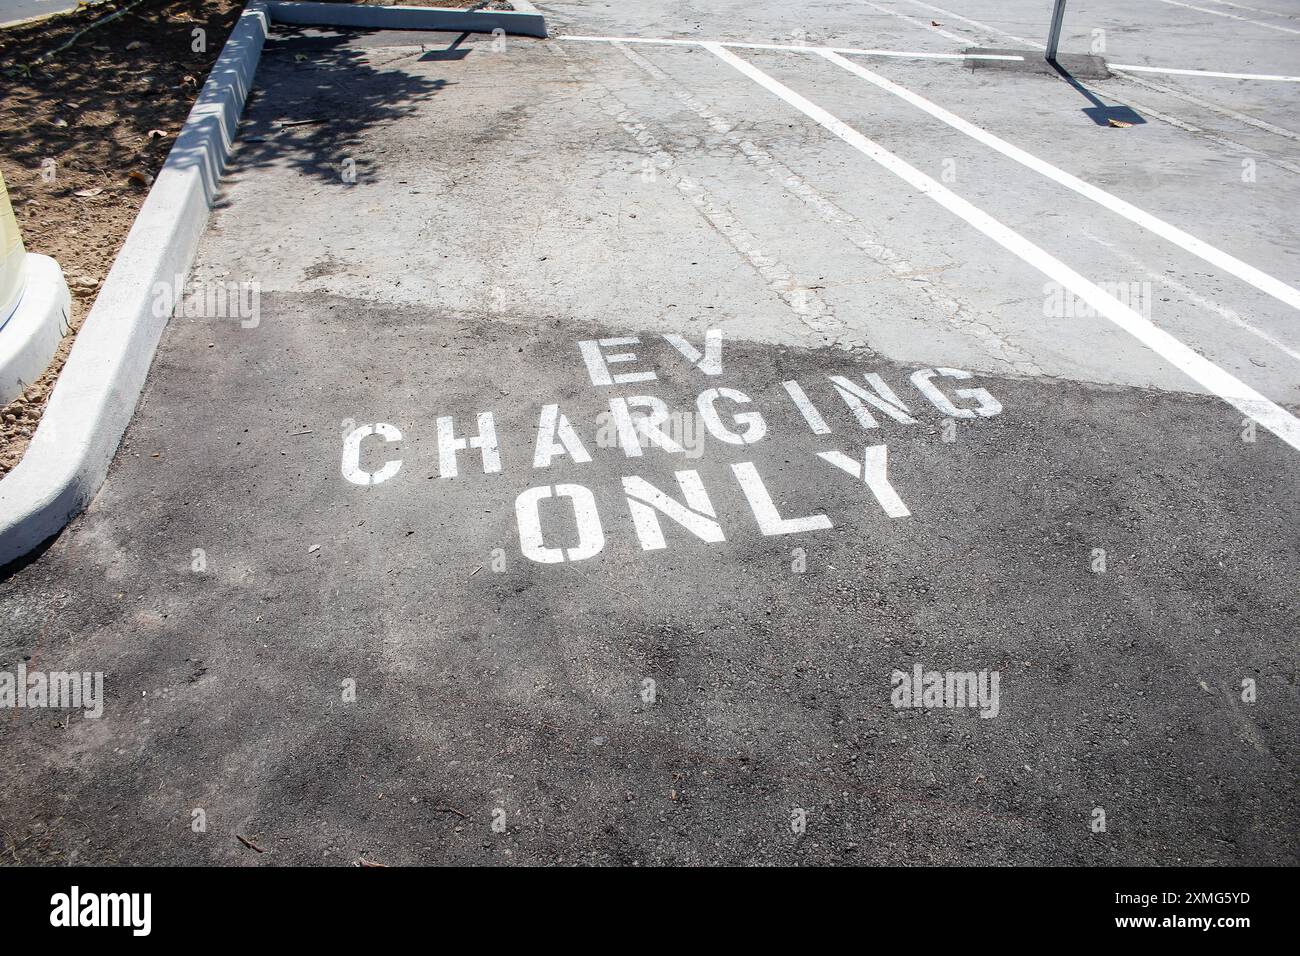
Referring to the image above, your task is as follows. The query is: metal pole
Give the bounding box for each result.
[1046,0,1068,61]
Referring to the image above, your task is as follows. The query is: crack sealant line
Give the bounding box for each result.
[556,34,1024,61]
[546,39,861,349]
[610,38,1041,376]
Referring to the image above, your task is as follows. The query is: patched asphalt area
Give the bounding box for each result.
[0,293,1294,866]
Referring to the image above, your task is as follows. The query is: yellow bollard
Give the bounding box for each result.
[0,170,26,324]
[0,168,69,406]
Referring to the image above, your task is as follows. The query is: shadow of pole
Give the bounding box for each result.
[1047,59,1146,127]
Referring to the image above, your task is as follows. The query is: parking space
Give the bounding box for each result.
[1,1,1296,865]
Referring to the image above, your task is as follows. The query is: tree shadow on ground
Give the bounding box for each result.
[0,0,247,216]
[214,25,455,192]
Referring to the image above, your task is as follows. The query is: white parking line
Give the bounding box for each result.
[1108,63,1300,82]
[611,38,1041,374]
[1084,229,1300,367]
[819,50,1300,317]
[555,34,1024,61]
[558,35,1299,84]
[1108,68,1300,143]
[549,40,858,349]
[1206,0,1299,18]
[704,43,1300,452]
[557,33,1299,170]
[1154,0,1300,35]
[855,0,1300,147]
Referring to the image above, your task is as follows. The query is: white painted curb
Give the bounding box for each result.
[0,1,548,568]
[0,255,71,405]
[267,2,548,37]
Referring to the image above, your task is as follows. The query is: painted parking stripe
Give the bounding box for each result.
[1206,0,1300,18]
[819,50,1300,317]
[1109,68,1300,143]
[1154,0,1300,35]
[565,31,1300,83]
[1205,0,1299,18]
[1107,63,1300,82]
[863,0,1300,143]
[556,34,1024,61]
[1084,228,1300,367]
[703,42,1300,452]
[608,37,1041,372]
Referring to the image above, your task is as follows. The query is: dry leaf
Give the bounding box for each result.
[127,169,154,187]
[73,187,103,198]
[237,834,265,853]
[1108,118,1133,128]
[147,128,169,139]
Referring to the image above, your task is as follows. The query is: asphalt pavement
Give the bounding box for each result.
[0,0,1296,865]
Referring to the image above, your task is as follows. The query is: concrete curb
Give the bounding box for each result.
[0,3,90,31]
[0,255,71,405]
[268,2,548,37]
[0,1,548,568]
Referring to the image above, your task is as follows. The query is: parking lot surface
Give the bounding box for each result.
[1,1,1297,865]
